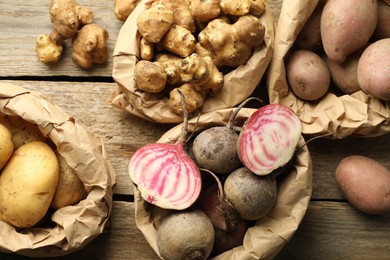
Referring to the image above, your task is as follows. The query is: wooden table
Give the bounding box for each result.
[0,1,389,259]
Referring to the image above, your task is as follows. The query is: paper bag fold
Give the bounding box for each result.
[0,83,116,257]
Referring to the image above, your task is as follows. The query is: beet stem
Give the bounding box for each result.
[227,97,263,129]
[177,89,189,143]
[200,168,224,200]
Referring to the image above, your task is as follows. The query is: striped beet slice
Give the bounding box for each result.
[129,141,201,210]
[237,104,301,175]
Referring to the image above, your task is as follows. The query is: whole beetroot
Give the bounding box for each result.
[223,167,277,221]
[157,209,215,260]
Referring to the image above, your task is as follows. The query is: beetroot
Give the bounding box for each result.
[237,104,301,175]
[197,184,239,232]
[211,217,249,256]
[157,208,215,260]
[128,91,201,210]
[197,183,249,256]
[224,167,278,221]
[192,97,261,175]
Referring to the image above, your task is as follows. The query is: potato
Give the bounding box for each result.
[335,155,390,215]
[357,38,390,100]
[326,48,363,94]
[320,0,378,63]
[50,151,88,210]
[0,115,49,149]
[0,141,59,228]
[286,49,330,101]
[374,0,390,39]
[0,123,13,170]
[294,1,324,51]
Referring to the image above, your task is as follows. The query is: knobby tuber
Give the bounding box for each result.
[114,0,141,22]
[133,0,267,115]
[136,2,174,43]
[49,0,94,45]
[134,60,167,93]
[198,15,265,67]
[169,84,207,115]
[35,34,63,63]
[35,0,109,69]
[71,23,109,69]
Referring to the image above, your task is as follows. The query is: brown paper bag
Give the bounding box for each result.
[133,107,312,260]
[110,0,275,123]
[0,83,116,257]
[267,0,390,138]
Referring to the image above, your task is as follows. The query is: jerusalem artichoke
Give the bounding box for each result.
[157,25,196,58]
[35,34,63,63]
[136,2,174,43]
[71,23,109,69]
[49,0,94,44]
[134,60,167,93]
[114,0,141,21]
[169,84,207,115]
[190,0,221,23]
[159,0,197,33]
[198,15,265,67]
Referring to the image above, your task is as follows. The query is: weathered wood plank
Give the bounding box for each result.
[275,201,390,260]
[0,0,123,77]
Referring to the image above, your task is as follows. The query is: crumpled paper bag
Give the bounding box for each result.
[110,0,275,123]
[0,83,116,257]
[267,0,390,138]
[133,107,312,260]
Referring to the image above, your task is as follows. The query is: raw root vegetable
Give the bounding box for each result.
[197,183,249,256]
[211,217,248,256]
[35,34,63,63]
[49,0,94,44]
[128,92,201,210]
[192,97,261,175]
[157,208,215,260]
[237,104,301,175]
[114,0,141,22]
[71,23,109,69]
[223,167,277,221]
[197,183,238,232]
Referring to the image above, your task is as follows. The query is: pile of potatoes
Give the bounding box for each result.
[285,0,390,102]
[0,116,87,229]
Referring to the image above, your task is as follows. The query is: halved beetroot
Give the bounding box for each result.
[237,104,301,175]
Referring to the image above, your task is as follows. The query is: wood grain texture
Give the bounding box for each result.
[0,0,123,77]
[276,201,390,260]
[1,0,390,259]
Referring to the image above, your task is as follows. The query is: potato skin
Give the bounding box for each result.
[286,49,330,101]
[357,38,390,100]
[0,141,59,228]
[0,124,13,170]
[335,155,390,215]
[326,48,363,94]
[50,151,87,210]
[0,115,49,149]
[374,0,390,39]
[294,1,324,51]
[320,0,378,63]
